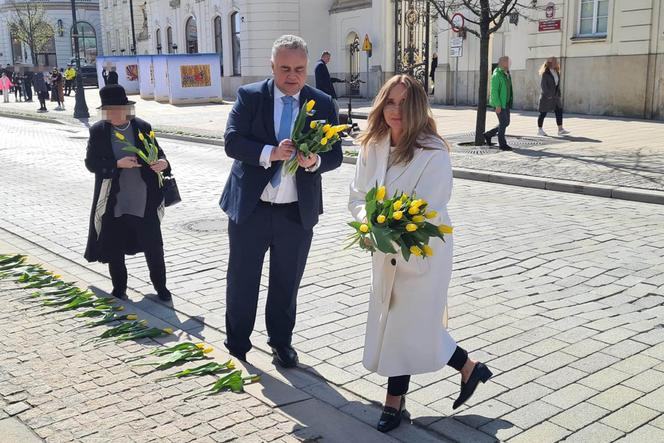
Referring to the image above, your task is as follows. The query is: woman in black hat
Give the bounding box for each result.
[84,84,172,301]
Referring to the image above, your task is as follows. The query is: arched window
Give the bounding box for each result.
[185,17,198,54]
[35,24,56,66]
[231,12,241,76]
[166,27,173,53]
[346,32,360,95]
[155,28,162,53]
[214,16,223,76]
[71,21,98,64]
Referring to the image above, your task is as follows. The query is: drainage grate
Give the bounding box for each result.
[446,132,565,154]
[182,218,226,233]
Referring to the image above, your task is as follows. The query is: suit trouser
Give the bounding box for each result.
[387,346,468,396]
[484,107,511,148]
[107,214,167,295]
[225,201,313,355]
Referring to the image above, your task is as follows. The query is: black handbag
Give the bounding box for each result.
[163,175,181,207]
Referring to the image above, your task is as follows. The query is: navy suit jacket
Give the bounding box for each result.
[314,60,337,99]
[220,79,343,230]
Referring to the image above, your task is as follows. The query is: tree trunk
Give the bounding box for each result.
[474,33,490,145]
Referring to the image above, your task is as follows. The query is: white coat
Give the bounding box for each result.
[349,134,457,377]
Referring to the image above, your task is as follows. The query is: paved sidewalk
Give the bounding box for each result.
[2,116,664,442]
[0,279,303,442]
[0,89,662,191]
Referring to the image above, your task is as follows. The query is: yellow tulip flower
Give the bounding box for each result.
[126,314,138,320]
[425,210,438,219]
[117,306,125,311]
[393,200,402,210]
[410,246,422,256]
[412,215,425,223]
[320,137,328,146]
[325,130,335,139]
[138,132,145,141]
[393,211,403,220]
[376,186,386,202]
[377,214,386,224]
[406,223,417,232]
[438,224,454,234]
[306,100,316,112]
[149,130,155,138]
[423,245,433,257]
[408,206,420,215]
[203,347,214,354]
[359,224,369,233]
[323,124,331,132]
[114,132,125,141]
[310,121,317,129]
[195,343,205,349]
[52,274,61,279]
[163,327,173,334]
[228,361,236,369]
[400,193,409,201]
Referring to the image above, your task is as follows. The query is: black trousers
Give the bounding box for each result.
[37,91,48,110]
[538,107,563,127]
[225,201,313,355]
[484,107,511,148]
[65,79,74,95]
[107,214,167,295]
[387,346,468,396]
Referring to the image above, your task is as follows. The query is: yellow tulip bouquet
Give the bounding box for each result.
[347,185,453,261]
[282,99,348,175]
[114,130,164,187]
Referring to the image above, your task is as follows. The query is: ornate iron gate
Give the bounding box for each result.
[394,0,431,91]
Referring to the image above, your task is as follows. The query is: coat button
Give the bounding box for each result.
[391,258,396,266]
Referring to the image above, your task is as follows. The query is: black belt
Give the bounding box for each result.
[259,200,298,208]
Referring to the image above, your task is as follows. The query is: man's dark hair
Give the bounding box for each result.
[321,51,331,58]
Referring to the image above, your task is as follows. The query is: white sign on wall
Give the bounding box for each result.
[450,37,464,48]
[450,47,463,58]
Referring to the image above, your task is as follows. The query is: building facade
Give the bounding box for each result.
[0,0,103,68]
[434,0,664,120]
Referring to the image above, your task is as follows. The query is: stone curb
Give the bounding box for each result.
[342,156,664,205]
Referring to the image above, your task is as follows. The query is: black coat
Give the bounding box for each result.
[538,69,562,112]
[84,118,171,263]
[107,71,119,85]
[314,59,338,99]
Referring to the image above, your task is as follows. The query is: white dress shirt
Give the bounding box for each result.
[259,86,321,203]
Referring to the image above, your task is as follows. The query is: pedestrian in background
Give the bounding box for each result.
[537,56,570,137]
[484,56,513,151]
[84,84,172,302]
[64,65,77,96]
[314,51,344,117]
[430,52,438,95]
[51,68,65,110]
[33,69,49,112]
[11,71,23,102]
[0,72,13,103]
[106,67,119,85]
[23,70,34,102]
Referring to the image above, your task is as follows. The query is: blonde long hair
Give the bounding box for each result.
[539,56,560,76]
[357,75,446,164]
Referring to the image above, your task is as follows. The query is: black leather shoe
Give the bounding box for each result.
[229,350,247,363]
[270,345,299,368]
[157,289,172,301]
[499,145,513,151]
[111,289,128,300]
[484,134,493,146]
[377,396,407,433]
[453,362,493,410]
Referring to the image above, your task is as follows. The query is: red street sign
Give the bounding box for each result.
[452,13,465,32]
[539,19,561,32]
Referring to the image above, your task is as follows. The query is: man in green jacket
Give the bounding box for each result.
[484,56,513,151]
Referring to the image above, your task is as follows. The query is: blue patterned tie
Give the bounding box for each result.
[270,95,295,188]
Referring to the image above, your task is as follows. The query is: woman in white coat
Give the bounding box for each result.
[349,75,493,433]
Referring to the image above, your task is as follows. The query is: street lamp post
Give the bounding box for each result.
[70,0,89,119]
[129,0,137,55]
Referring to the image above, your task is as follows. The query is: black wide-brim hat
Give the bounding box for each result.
[97,84,136,109]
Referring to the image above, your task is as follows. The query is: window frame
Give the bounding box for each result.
[577,0,609,37]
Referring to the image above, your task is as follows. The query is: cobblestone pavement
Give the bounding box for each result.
[1,91,663,191]
[0,279,304,443]
[2,116,664,442]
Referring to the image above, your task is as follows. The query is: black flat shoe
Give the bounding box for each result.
[377,396,407,433]
[229,350,247,363]
[499,145,513,151]
[157,289,172,301]
[111,289,128,300]
[270,345,299,368]
[484,135,493,146]
[453,362,493,410]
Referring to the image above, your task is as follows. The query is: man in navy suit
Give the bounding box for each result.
[314,51,344,116]
[220,35,343,367]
